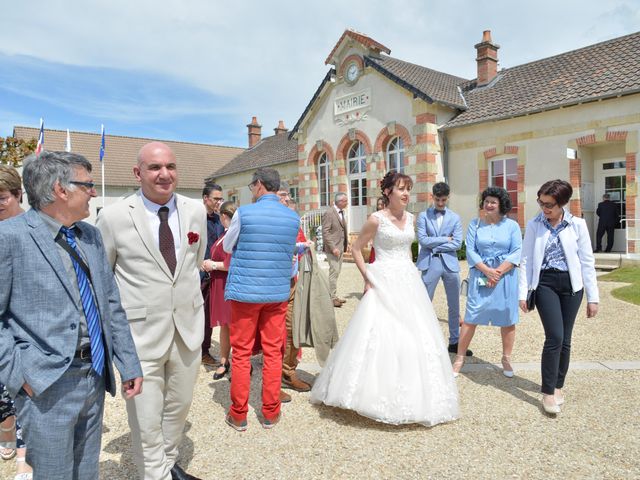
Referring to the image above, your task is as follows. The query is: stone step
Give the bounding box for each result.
[594,252,622,271]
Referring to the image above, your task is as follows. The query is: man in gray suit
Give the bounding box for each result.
[416,182,471,356]
[0,151,143,479]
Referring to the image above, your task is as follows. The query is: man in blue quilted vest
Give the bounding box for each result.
[223,167,300,431]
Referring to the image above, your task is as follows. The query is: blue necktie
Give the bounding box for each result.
[60,226,105,375]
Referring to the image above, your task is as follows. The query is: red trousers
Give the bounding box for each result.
[229,300,287,421]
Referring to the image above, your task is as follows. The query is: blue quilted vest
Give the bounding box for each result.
[225,194,300,303]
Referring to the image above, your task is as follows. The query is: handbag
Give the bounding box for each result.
[526,289,536,311]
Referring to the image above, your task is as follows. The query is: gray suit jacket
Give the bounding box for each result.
[416,207,462,272]
[322,207,347,254]
[0,209,142,398]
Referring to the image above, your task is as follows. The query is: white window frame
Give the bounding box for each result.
[489,157,518,220]
[318,152,330,207]
[386,136,405,173]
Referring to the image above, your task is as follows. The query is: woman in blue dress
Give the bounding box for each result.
[453,187,522,378]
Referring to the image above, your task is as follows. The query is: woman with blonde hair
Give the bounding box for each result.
[0,165,32,479]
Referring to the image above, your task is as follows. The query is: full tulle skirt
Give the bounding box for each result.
[310,259,459,427]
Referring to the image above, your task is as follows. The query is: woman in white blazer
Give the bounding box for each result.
[519,179,599,415]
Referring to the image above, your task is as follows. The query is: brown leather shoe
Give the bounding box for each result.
[282,374,311,392]
[279,390,291,403]
[333,299,342,307]
[201,353,220,367]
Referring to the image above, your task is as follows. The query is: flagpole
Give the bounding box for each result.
[100,124,105,208]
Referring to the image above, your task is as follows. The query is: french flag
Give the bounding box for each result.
[35,118,44,155]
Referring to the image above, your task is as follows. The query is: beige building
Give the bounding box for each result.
[214,29,640,256]
[12,126,244,223]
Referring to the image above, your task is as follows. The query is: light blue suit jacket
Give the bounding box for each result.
[0,209,142,398]
[416,207,462,272]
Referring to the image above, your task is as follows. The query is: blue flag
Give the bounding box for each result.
[99,125,105,162]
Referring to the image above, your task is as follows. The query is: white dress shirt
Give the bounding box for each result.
[140,191,181,256]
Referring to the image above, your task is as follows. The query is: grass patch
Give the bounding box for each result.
[599,266,640,305]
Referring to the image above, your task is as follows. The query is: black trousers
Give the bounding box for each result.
[201,280,212,355]
[535,270,584,395]
[595,223,615,252]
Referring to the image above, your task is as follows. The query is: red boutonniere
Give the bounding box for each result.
[187,232,200,245]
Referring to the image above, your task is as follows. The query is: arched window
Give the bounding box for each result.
[318,153,330,207]
[348,141,367,206]
[490,157,518,220]
[386,136,404,173]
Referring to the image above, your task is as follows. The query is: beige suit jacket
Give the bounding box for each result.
[322,206,348,254]
[97,192,208,360]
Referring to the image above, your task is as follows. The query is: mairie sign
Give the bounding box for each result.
[334,88,371,125]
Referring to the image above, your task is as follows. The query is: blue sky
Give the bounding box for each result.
[1,0,638,147]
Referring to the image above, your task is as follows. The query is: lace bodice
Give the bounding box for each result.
[371,211,415,263]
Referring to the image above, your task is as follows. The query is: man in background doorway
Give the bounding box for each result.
[595,193,619,253]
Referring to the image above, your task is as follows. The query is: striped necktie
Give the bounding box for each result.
[60,226,105,376]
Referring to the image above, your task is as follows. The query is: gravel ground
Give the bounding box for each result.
[2,263,638,480]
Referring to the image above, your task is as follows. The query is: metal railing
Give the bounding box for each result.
[620,218,639,256]
[300,207,327,251]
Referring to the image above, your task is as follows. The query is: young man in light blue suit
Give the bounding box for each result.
[416,182,472,356]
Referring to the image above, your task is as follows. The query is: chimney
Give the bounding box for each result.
[247,116,262,148]
[475,30,500,86]
[273,120,288,136]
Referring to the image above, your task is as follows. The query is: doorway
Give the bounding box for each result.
[595,160,626,252]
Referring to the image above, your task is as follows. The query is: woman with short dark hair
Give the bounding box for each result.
[453,187,522,378]
[519,179,598,415]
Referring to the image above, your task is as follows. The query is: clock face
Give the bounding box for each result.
[346,63,360,83]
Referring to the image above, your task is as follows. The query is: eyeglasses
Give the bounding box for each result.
[248,181,258,191]
[537,199,557,209]
[210,197,224,203]
[70,180,96,190]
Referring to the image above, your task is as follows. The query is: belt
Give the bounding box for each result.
[432,253,442,258]
[74,346,92,362]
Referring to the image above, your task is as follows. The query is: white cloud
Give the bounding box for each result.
[1,0,637,140]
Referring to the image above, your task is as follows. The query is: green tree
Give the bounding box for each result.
[0,136,37,166]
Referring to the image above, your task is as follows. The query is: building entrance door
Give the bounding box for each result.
[595,160,626,252]
[347,141,367,233]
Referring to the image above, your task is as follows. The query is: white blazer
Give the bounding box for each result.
[519,211,599,303]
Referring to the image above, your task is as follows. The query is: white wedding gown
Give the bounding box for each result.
[310,211,459,426]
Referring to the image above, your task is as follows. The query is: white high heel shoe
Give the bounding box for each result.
[501,354,514,378]
[452,355,465,378]
[542,394,561,414]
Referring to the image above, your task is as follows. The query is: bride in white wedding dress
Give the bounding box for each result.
[310,172,459,427]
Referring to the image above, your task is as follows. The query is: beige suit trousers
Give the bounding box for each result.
[126,332,200,480]
[326,251,343,300]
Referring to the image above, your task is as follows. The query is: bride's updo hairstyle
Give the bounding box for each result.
[380,171,413,206]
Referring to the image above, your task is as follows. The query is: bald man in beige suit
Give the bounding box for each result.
[97,142,206,480]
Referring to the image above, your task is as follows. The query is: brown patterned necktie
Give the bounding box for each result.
[158,206,176,275]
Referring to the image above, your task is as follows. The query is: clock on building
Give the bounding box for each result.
[345,62,360,84]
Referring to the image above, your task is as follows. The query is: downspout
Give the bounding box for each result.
[441,129,449,183]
